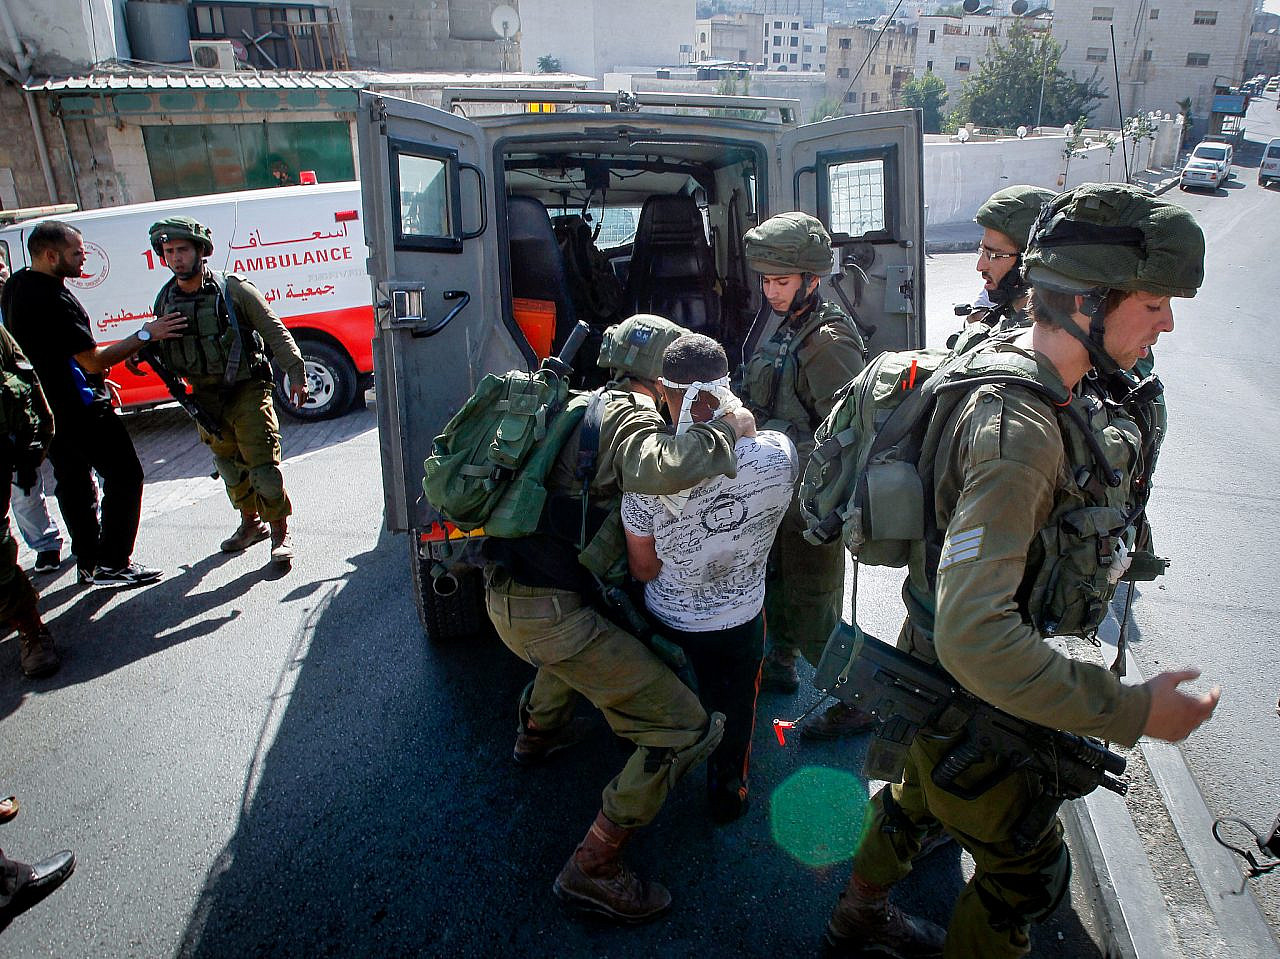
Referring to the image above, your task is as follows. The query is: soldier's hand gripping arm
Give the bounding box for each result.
[600,397,752,496]
[931,387,1153,748]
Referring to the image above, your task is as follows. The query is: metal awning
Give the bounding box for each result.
[25,71,362,93]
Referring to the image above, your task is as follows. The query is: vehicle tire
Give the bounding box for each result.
[408,538,489,641]
[275,339,358,421]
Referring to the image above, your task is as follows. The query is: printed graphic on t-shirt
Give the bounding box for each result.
[622,431,796,632]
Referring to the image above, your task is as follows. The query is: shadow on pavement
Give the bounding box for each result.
[0,550,280,721]
[173,527,1102,958]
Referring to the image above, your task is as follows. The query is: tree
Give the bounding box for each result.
[809,97,844,123]
[934,3,967,14]
[711,74,765,120]
[536,55,562,74]
[901,74,949,133]
[952,23,1106,130]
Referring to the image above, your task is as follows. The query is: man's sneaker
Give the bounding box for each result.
[77,566,95,585]
[32,551,60,574]
[19,626,59,679]
[800,702,879,741]
[91,563,162,588]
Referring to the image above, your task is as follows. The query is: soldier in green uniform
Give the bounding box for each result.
[482,313,757,923]
[738,212,872,738]
[0,325,58,676]
[949,185,1055,354]
[146,218,307,565]
[821,184,1221,958]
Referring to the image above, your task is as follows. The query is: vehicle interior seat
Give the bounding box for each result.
[506,194,577,352]
[624,194,721,338]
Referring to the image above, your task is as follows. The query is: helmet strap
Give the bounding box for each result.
[785,274,819,318]
[1053,290,1123,377]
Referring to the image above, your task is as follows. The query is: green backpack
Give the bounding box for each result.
[799,346,1074,566]
[422,369,593,539]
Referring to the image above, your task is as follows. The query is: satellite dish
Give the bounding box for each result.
[1011,0,1029,13]
[962,0,980,12]
[491,4,519,40]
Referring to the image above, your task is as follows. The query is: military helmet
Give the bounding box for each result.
[598,313,689,382]
[148,216,213,258]
[743,212,834,275]
[975,185,1057,252]
[1023,183,1204,298]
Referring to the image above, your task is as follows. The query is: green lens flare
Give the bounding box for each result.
[769,766,871,868]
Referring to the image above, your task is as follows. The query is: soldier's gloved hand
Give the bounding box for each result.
[1107,540,1133,585]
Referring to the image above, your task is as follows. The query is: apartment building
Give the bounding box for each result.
[763,17,829,71]
[1052,0,1253,127]
[1245,12,1280,79]
[826,19,917,113]
[694,13,767,64]
[915,12,1050,100]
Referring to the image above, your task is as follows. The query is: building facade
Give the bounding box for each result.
[762,16,828,71]
[1052,0,1253,127]
[695,13,767,64]
[914,12,1049,101]
[519,0,694,76]
[1245,12,1280,79]
[826,19,917,113]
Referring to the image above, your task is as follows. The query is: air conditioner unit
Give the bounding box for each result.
[189,40,237,72]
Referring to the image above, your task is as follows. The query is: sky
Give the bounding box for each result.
[1267,0,1280,15]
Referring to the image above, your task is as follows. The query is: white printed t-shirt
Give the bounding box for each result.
[621,431,796,632]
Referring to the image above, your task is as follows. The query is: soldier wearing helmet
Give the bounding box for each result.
[950,184,1056,354]
[482,313,759,923]
[146,216,308,565]
[822,184,1219,958]
[738,212,872,737]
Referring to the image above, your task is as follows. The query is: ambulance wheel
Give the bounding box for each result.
[409,539,488,641]
[276,340,358,421]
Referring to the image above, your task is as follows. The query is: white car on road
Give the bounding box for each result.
[1180,157,1224,191]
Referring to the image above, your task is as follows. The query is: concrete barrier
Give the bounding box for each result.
[924,118,1182,226]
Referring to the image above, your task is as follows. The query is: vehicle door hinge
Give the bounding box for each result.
[371,96,388,135]
[884,264,915,315]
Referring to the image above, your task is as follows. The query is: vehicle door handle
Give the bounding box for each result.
[409,290,470,338]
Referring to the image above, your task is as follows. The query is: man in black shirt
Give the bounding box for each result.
[1,221,183,586]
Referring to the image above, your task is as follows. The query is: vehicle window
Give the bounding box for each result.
[827,157,888,237]
[0,240,8,271]
[1267,145,1280,158]
[397,153,451,237]
[595,207,642,249]
[1194,146,1226,160]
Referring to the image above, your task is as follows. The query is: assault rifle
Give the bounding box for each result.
[813,623,1129,852]
[137,347,223,440]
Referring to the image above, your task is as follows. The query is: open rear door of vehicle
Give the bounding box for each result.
[357,91,519,534]
[779,109,926,357]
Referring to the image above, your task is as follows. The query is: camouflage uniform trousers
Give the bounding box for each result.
[195,379,291,522]
[0,483,39,627]
[484,568,716,828]
[764,496,845,668]
[850,623,1071,958]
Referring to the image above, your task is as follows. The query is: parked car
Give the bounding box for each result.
[1268,76,1280,92]
[1180,157,1225,191]
[1260,137,1280,187]
[1190,140,1233,180]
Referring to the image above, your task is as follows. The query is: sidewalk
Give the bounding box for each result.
[925,169,1182,255]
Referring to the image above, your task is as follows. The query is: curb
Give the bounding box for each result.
[1066,636,1278,959]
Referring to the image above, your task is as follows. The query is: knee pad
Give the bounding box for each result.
[248,464,286,502]
[658,712,726,788]
[973,838,1071,930]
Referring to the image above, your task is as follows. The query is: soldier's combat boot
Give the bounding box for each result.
[513,717,594,766]
[16,604,58,680]
[823,873,946,958]
[800,701,878,741]
[759,647,800,694]
[269,519,293,565]
[220,513,269,553]
[553,811,672,923]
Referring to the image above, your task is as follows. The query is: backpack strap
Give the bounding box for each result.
[151,276,178,325]
[577,388,608,550]
[209,271,252,387]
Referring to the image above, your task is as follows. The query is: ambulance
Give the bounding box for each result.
[0,181,374,420]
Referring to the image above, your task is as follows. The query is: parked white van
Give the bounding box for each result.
[1260,137,1280,188]
[0,181,374,420]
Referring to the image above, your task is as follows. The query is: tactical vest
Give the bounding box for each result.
[152,272,269,389]
[740,299,864,447]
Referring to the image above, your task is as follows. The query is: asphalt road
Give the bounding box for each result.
[8,120,1279,955]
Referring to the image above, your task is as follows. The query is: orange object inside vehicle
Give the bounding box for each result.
[512,297,555,360]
